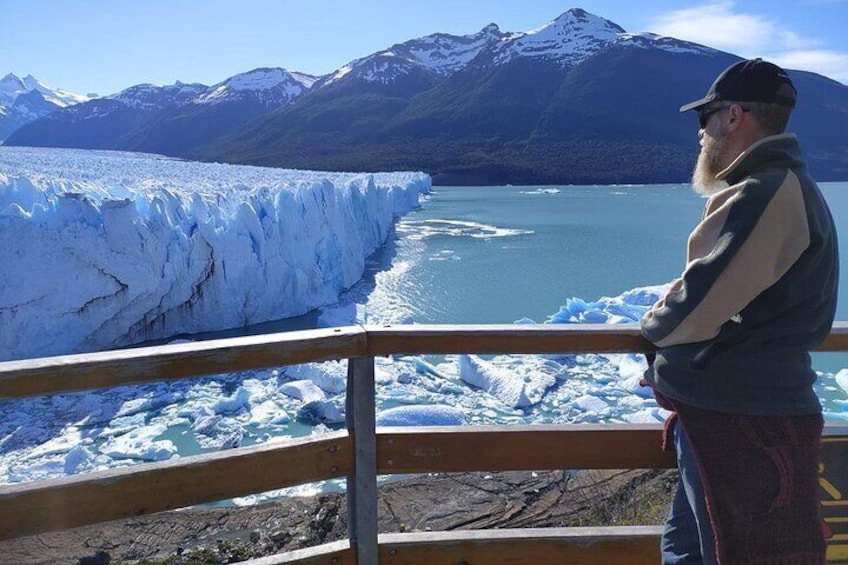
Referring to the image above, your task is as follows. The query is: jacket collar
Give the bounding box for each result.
[715,133,803,185]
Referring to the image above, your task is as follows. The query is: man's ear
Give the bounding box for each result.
[726,104,746,131]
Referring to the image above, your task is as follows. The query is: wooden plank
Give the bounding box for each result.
[0,432,352,541]
[377,425,676,473]
[366,323,653,355]
[241,540,355,565]
[378,526,663,564]
[0,326,366,399]
[821,322,848,352]
[1,323,844,399]
[346,357,378,564]
[367,322,848,355]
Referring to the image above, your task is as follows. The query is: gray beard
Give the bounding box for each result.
[691,141,729,196]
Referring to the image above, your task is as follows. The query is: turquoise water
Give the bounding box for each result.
[190,181,847,379]
[342,182,848,373]
[361,183,847,320]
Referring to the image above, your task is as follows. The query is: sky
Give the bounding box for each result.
[2,0,847,95]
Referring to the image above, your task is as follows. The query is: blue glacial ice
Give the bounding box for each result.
[0,147,430,361]
[0,147,845,491]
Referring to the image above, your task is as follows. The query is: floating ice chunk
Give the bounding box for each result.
[64,445,93,475]
[376,405,466,426]
[520,188,561,195]
[297,400,345,425]
[617,285,667,307]
[24,427,84,460]
[249,400,289,426]
[571,394,608,413]
[285,362,347,395]
[621,409,666,424]
[413,357,442,377]
[213,386,251,414]
[459,354,556,408]
[100,424,176,461]
[116,390,183,418]
[232,481,330,506]
[836,369,848,395]
[399,219,533,240]
[280,380,328,403]
[220,429,245,449]
[318,303,366,327]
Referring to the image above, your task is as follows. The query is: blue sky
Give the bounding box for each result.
[2,0,847,95]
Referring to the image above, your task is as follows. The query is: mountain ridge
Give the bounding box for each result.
[0,73,90,141]
[6,8,848,184]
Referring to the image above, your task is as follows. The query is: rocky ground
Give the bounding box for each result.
[0,469,677,565]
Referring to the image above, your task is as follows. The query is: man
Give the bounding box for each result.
[641,58,839,564]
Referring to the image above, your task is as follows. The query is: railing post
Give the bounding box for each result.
[346,356,378,564]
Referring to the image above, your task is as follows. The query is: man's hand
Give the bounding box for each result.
[639,351,656,387]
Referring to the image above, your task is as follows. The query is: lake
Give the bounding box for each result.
[348,182,847,339]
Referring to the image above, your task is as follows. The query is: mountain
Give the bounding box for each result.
[6,68,317,155]
[0,73,89,141]
[8,9,848,183]
[195,8,847,183]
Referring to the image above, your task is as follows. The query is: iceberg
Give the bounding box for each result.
[376,405,467,426]
[0,150,843,492]
[0,147,430,361]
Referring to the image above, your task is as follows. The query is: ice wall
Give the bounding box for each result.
[0,147,430,361]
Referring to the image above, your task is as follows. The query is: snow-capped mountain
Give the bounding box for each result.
[199,7,846,183]
[0,73,90,141]
[322,23,507,86]
[6,68,317,154]
[111,81,208,110]
[196,67,317,105]
[321,9,716,88]
[0,73,88,108]
[7,9,848,183]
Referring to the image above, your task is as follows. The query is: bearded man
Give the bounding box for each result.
[640,59,839,564]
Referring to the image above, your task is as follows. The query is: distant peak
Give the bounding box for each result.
[481,23,501,35]
[1,73,23,86]
[549,7,626,34]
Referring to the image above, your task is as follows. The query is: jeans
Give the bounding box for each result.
[661,421,718,565]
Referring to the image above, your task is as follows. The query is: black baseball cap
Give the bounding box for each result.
[680,58,797,112]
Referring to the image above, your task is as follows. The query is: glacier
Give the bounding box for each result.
[0,146,430,360]
[1,148,845,492]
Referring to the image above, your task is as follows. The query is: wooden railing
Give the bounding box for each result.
[1,323,847,564]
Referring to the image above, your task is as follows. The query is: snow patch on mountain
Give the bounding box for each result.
[615,33,716,55]
[494,8,625,66]
[325,23,506,85]
[195,68,318,106]
[111,82,208,110]
[0,74,91,141]
[323,8,721,86]
[0,73,89,108]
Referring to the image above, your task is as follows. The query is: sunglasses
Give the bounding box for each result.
[698,104,750,129]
